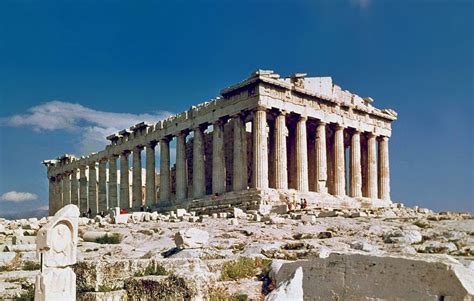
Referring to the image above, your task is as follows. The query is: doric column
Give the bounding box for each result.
[193,126,206,198]
[108,155,118,208]
[132,146,143,210]
[62,173,71,205]
[274,111,288,190]
[88,162,98,215]
[79,166,87,213]
[252,107,268,189]
[232,115,248,191]
[159,138,171,204]
[49,177,58,216]
[315,122,328,193]
[98,159,107,213]
[350,130,362,197]
[145,142,157,207]
[176,131,188,201]
[120,151,130,210]
[333,125,346,196]
[212,120,225,195]
[295,116,309,191]
[367,133,378,198]
[70,169,79,206]
[378,136,390,200]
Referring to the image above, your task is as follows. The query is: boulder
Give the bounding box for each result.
[174,228,209,249]
[383,229,422,245]
[265,267,304,301]
[350,241,376,253]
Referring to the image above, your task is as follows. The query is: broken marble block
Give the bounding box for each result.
[174,228,209,249]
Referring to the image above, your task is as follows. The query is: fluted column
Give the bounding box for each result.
[108,155,118,208]
[120,151,130,210]
[295,116,309,191]
[333,125,346,196]
[98,159,107,213]
[212,120,225,195]
[88,162,98,215]
[145,142,157,207]
[252,107,268,189]
[132,146,143,210]
[232,116,248,191]
[378,136,390,200]
[350,130,362,197]
[367,133,378,198]
[193,126,206,198]
[176,132,188,200]
[70,169,79,206]
[62,173,71,205]
[159,138,171,204]
[274,111,288,190]
[79,166,87,213]
[49,177,59,216]
[315,122,328,193]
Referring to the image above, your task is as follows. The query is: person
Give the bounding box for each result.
[120,208,126,214]
[100,211,105,218]
[302,199,308,209]
[87,208,92,218]
[146,206,152,213]
[140,205,145,212]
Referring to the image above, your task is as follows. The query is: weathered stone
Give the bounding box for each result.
[174,228,210,249]
[383,229,422,245]
[265,267,304,301]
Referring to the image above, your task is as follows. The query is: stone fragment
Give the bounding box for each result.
[351,241,376,253]
[174,228,210,249]
[230,218,239,226]
[318,211,337,218]
[12,235,36,245]
[0,252,17,266]
[383,229,422,245]
[418,241,457,254]
[176,208,187,218]
[233,208,246,219]
[265,267,304,301]
[301,215,316,224]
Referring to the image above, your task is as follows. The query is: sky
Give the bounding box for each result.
[0,0,472,217]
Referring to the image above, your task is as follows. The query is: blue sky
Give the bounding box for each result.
[0,0,472,216]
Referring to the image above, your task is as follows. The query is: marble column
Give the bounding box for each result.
[252,107,268,189]
[212,120,225,195]
[315,122,328,193]
[232,116,248,191]
[49,177,58,216]
[333,125,346,196]
[274,111,288,190]
[79,166,87,213]
[378,136,391,200]
[98,159,107,213]
[63,173,71,205]
[70,170,79,206]
[350,130,362,198]
[120,151,130,210]
[132,146,143,210]
[176,132,188,200]
[159,138,171,204]
[367,133,378,198]
[107,156,117,208]
[296,116,309,192]
[88,162,98,215]
[193,126,206,198]
[145,142,156,207]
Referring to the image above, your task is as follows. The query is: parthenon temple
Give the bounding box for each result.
[43,70,397,216]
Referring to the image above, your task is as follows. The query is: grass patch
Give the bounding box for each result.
[14,284,34,301]
[134,263,167,277]
[220,257,271,281]
[98,285,113,292]
[23,261,40,271]
[95,233,121,244]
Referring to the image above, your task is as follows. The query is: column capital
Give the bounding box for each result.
[335,124,346,131]
[253,105,267,113]
[298,115,308,122]
[133,144,144,151]
[146,140,158,148]
[193,123,208,132]
[317,120,327,126]
[367,132,377,138]
[379,135,389,142]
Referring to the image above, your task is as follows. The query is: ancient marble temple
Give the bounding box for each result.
[43,70,397,216]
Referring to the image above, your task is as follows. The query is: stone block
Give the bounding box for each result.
[301,215,316,224]
[174,228,209,249]
[318,211,337,218]
[114,214,130,224]
[0,252,17,266]
[176,208,187,217]
[12,235,36,245]
[35,267,76,301]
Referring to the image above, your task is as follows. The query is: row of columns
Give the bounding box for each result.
[49,106,391,215]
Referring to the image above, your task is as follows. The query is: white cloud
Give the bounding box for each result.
[0,191,38,202]
[2,101,172,154]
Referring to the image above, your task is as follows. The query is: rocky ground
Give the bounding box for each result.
[1,204,473,300]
